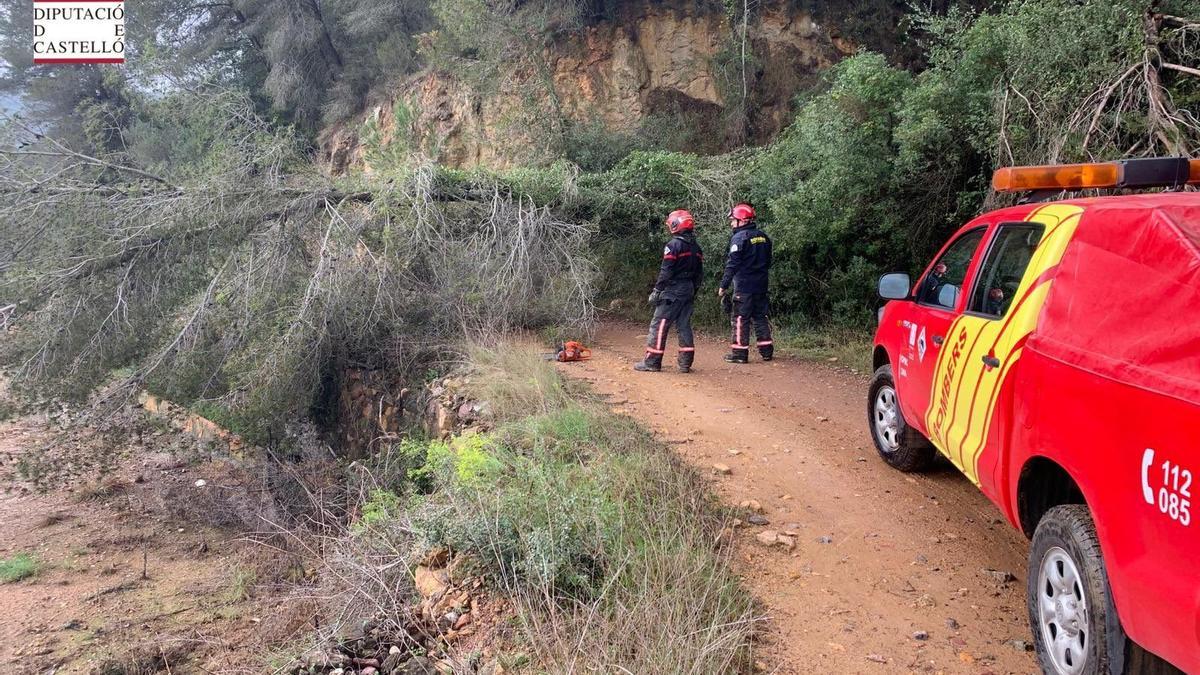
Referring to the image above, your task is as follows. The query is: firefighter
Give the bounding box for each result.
[634,209,704,373]
[917,263,948,304]
[719,203,773,363]
[984,287,1006,315]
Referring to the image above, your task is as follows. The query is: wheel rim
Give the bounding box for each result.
[1037,547,1090,675]
[873,385,902,453]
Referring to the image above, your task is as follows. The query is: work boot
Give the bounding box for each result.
[633,353,663,372]
[759,345,774,362]
[724,351,749,364]
[678,350,695,374]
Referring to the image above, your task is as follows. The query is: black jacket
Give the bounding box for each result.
[720,222,772,294]
[654,231,704,299]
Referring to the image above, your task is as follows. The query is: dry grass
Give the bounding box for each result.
[72,477,129,503]
[777,325,874,374]
[463,343,574,420]
[364,345,762,673]
[93,641,196,675]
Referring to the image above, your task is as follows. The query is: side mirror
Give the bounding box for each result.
[878,273,911,300]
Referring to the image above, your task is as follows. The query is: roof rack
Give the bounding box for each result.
[993,157,1200,193]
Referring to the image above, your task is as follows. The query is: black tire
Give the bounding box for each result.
[867,364,935,472]
[1125,644,1185,675]
[1028,504,1129,675]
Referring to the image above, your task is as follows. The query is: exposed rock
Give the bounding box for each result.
[747,514,770,526]
[396,656,438,675]
[435,406,457,439]
[421,547,450,568]
[712,463,732,475]
[739,499,763,513]
[319,1,843,172]
[414,566,450,600]
[755,530,780,546]
[336,367,408,456]
[983,568,1016,584]
[382,649,404,673]
[755,530,794,549]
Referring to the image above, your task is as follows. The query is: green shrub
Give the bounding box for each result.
[560,119,641,172]
[0,553,38,583]
[359,489,404,529]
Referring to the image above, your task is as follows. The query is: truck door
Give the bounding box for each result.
[930,213,1076,488]
[893,227,987,437]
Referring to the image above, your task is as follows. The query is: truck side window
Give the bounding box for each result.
[968,224,1046,319]
[916,229,985,310]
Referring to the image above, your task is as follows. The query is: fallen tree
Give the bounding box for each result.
[0,89,596,448]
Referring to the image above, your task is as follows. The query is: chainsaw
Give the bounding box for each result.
[555,341,592,362]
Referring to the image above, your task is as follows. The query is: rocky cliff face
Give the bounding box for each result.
[320,0,854,173]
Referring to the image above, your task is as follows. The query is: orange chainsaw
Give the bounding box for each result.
[555,341,592,362]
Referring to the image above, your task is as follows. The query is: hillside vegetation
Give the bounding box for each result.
[451,0,1200,327]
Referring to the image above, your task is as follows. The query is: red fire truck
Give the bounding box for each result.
[869,158,1200,674]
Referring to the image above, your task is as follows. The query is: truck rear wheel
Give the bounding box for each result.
[1028,505,1125,675]
[867,364,935,472]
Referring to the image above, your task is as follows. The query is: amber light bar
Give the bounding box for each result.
[993,157,1200,193]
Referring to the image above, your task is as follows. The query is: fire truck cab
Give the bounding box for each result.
[869,158,1200,674]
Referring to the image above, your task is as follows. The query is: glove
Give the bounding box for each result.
[648,290,662,305]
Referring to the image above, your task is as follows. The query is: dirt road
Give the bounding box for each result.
[560,323,1039,674]
[0,420,288,674]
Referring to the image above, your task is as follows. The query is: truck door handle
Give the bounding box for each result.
[982,355,1001,369]
[932,335,945,346]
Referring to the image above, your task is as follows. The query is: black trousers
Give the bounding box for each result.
[644,296,695,365]
[730,292,772,354]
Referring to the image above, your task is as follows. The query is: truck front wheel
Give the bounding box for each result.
[867,364,935,472]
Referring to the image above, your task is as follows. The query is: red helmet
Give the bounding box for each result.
[728,202,755,224]
[666,209,695,234]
